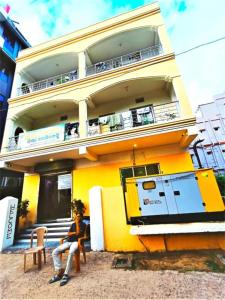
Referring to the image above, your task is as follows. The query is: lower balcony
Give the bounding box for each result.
[6,101,179,153]
[7,122,79,152]
[88,101,180,136]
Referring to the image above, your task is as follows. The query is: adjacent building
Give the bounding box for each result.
[0,7,30,200]
[0,3,224,252]
[189,93,225,173]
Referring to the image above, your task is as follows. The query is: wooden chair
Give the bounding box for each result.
[24,226,48,272]
[60,223,90,272]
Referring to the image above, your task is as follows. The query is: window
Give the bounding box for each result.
[120,163,160,191]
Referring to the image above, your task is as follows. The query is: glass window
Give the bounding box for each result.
[146,164,160,175]
[133,166,145,177]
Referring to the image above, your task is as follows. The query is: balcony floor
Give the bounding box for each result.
[0,119,197,171]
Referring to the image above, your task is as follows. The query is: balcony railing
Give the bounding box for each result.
[86,44,163,76]
[7,125,79,152]
[6,102,179,152]
[17,70,78,96]
[87,101,180,136]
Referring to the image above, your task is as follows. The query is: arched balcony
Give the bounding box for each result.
[87,77,179,136]
[7,100,79,151]
[86,27,162,76]
[16,53,78,96]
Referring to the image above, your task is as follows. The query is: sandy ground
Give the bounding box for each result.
[0,251,225,299]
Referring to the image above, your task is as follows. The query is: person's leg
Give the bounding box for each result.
[49,242,71,284]
[60,242,78,286]
[64,241,78,275]
[52,242,71,272]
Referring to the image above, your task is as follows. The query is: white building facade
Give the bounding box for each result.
[189,93,225,173]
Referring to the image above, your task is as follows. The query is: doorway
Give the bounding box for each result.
[37,172,72,221]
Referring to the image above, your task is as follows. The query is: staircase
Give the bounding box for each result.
[11,219,73,250]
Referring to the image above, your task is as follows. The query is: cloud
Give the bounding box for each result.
[2,0,136,45]
[144,0,225,108]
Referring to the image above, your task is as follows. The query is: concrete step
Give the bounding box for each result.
[32,222,73,228]
[19,232,67,239]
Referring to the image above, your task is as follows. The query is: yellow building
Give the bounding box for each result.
[0,3,224,252]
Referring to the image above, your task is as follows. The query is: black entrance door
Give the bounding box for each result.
[37,173,71,221]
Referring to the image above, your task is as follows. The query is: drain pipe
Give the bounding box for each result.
[193,139,204,169]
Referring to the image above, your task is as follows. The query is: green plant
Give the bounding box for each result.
[71,199,85,217]
[17,199,29,218]
[215,174,225,197]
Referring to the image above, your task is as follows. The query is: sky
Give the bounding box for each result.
[1,0,225,110]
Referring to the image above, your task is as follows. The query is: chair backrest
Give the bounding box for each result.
[30,226,48,248]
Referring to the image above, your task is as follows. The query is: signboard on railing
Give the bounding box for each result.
[18,124,65,149]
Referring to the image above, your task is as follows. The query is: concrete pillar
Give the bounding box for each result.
[78,99,88,138]
[157,24,173,54]
[78,51,86,79]
[172,76,194,118]
[1,116,17,153]
[89,186,104,251]
[11,70,22,98]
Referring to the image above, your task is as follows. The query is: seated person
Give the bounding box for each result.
[48,213,86,286]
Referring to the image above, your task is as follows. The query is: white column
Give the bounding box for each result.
[11,70,22,98]
[78,99,88,138]
[78,51,86,79]
[1,116,17,153]
[89,186,104,251]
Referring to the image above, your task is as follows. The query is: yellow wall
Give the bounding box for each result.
[196,169,225,211]
[72,151,194,215]
[73,150,195,251]
[20,173,40,230]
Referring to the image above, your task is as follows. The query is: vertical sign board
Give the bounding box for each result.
[0,197,18,252]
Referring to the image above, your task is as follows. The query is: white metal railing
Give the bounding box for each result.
[7,126,80,152]
[87,101,179,136]
[86,44,163,76]
[6,102,179,151]
[17,70,78,96]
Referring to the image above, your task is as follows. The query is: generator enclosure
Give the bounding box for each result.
[126,169,225,225]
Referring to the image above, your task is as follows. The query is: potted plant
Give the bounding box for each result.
[17,199,30,231]
[17,199,29,218]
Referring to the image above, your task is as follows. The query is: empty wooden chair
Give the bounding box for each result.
[24,226,48,272]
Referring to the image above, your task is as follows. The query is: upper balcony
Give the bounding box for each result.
[12,27,164,98]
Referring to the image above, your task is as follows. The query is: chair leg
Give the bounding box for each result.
[74,251,80,273]
[24,254,26,273]
[37,251,42,270]
[83,249,86,264]
[43,248,46,264]
[33,253,36,265]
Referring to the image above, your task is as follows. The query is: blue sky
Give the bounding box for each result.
[1,0,225,109]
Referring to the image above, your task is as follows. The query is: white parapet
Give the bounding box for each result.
[0,196,18,251]
[130,222,225,235]
[89,186,104,251]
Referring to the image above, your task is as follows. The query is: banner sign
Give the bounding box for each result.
[18,124,65,149]
[58,174,72,190]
